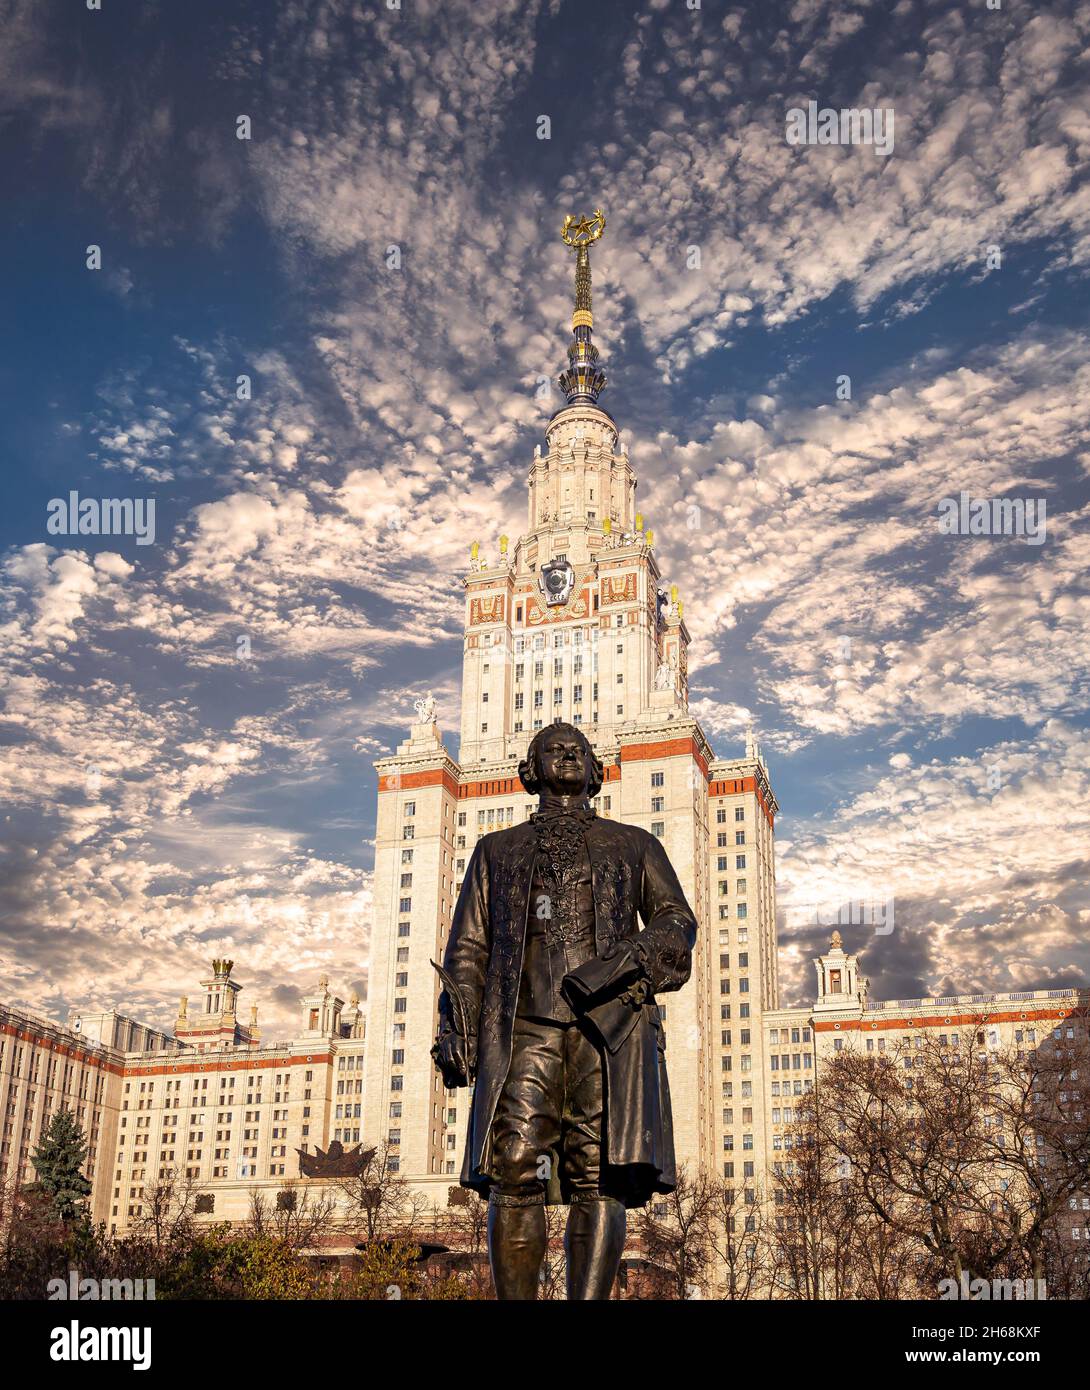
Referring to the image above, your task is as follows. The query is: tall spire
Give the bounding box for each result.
[558,208,607,407]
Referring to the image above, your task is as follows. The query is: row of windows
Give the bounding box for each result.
[769,1028,810,1044]
[505,709,624,733]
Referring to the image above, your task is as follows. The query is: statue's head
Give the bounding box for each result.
[518,720,604,800]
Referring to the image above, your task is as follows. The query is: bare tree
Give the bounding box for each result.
[244,1181,338,1249]
[540,1205,568,1300]
[129,1166,205,1254]
[632,1166,715,1299]
[983,1022,1090,1290]
[333,1141,428,1244]
[766,1086,863,1300]
[433,1189,492,1297]
[807,1024,1090,1295]
[706,1176,771,1300]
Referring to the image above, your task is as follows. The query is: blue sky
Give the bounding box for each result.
[1,0,1088,1035]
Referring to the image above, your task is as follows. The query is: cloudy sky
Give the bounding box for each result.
[1,0,1088,1037]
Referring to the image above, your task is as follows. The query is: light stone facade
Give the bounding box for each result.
[2,946,1086,1241]
[359,251,783,1209]
[762,933,1090,1218]
[0,965,368,1235]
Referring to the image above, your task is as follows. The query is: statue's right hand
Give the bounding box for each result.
[433,1030,470,1086]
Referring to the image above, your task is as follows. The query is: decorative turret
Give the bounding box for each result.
[557,209,608,407]
[813,931,869,1014]
[175,957,259,1050]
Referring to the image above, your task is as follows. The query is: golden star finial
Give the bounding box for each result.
[561,208,606,248]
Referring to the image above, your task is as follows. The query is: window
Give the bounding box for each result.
[651,821,664,839]
[737,903,748,919]
[404,801,415,817]
[399,897,411,913]
[651,796,664,812]
[735,831,745,845]
[403,826,414,840]
[736,854,746,869]
[735,807,745,822]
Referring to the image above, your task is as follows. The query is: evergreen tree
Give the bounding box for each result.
[30,1107,92,1223]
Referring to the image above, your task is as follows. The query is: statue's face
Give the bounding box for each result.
[537,727,591,797]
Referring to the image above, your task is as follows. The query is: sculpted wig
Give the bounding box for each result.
[518,720,604,799]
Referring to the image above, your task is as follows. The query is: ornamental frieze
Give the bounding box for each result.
[601,573,637,605]
[526,590,589,624]
[469,594,505,626]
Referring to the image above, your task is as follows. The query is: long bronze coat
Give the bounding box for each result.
[436,816,697,1208]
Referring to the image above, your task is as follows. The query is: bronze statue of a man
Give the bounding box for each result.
[432,721,697,1299]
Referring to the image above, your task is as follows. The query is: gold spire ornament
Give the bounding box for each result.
[561,209,606,248]
[558,209,608,406]
[561,209,606,331]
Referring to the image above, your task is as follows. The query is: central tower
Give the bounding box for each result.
[364,214,780,1204]
[460,211,688,770]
